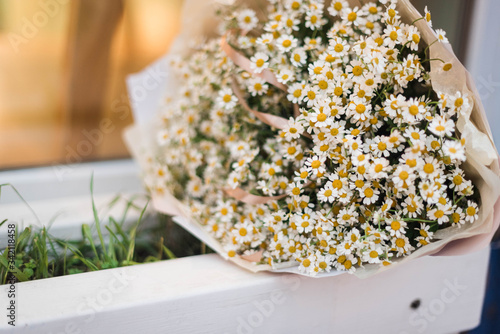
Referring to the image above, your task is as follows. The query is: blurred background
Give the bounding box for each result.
[0,0,182,169]
[0,0,478,170]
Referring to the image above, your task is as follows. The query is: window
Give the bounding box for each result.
[0,0,183,169]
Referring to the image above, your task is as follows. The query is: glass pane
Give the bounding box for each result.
[0,0,183,169]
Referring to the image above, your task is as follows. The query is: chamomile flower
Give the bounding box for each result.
[276,34,298,53]
[386,219,407,237]
[217,88,238,110]
[428,115,455,137]
[247,77,269,96]
[290,48,307,67]
[305,155,326,176]
[435,29,449,43]
[391,236,414,256]
[427,205,452,224]
[465,201,479,223]
[328,1,349,17]
[305,10,324,30]
[283,117,304,140]
[424,6,432,27]
[250,52,270,73]
[442,140,466,162]
[237,9,258,31]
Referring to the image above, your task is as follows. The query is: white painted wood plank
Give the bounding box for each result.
[1,246,489,334]
[0,159,146,244]
[0,159,142,204]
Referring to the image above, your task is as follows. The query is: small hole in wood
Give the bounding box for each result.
[410,299,421,309]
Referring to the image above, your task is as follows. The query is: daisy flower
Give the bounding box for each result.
[247,77,269,96]
[275,68,293,84]
[305,155,327,176]
[250,52,270,73]
[216,88,238,110]
[287,82,305,103]
[428,115,455,137]
[424,6,432,27]
[328,1,349,17]
[435,29,449,43]
[290,48,307,67]
[391,236,414,256]
[276,34,298,53]
[305,9,324,30]
[318,183,335,203]
[442,140,466,162]
[237,9,258,31]
[283,117,304,140]
[386,219,407,237]
[427,205,451,224]
[465,201,479,223]
[393,165,415,188]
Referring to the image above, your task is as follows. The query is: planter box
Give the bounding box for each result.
[0,246,489,333]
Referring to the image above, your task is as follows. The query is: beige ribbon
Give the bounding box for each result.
[221,35,288,91]
[231,80,290,130]
[220,35,312,205]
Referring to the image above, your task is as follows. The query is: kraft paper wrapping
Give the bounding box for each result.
[124,0,500,278]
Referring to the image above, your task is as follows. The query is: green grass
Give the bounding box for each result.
[0,177,210,285]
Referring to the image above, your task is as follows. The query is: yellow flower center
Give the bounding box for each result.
[317,113,327,122]
[434,210,444,218]
[453,175,463,185]
[391,221,401,230]
[356,104,366,114]
[467,206,476,216]
[399,171,409,180]
[423,163,434,174]
[409,105,419,116]
[352,65,363,76]
[396,238,405,248]
[332,180,342,189]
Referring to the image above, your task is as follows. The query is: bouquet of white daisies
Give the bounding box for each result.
[125,0,500,277]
